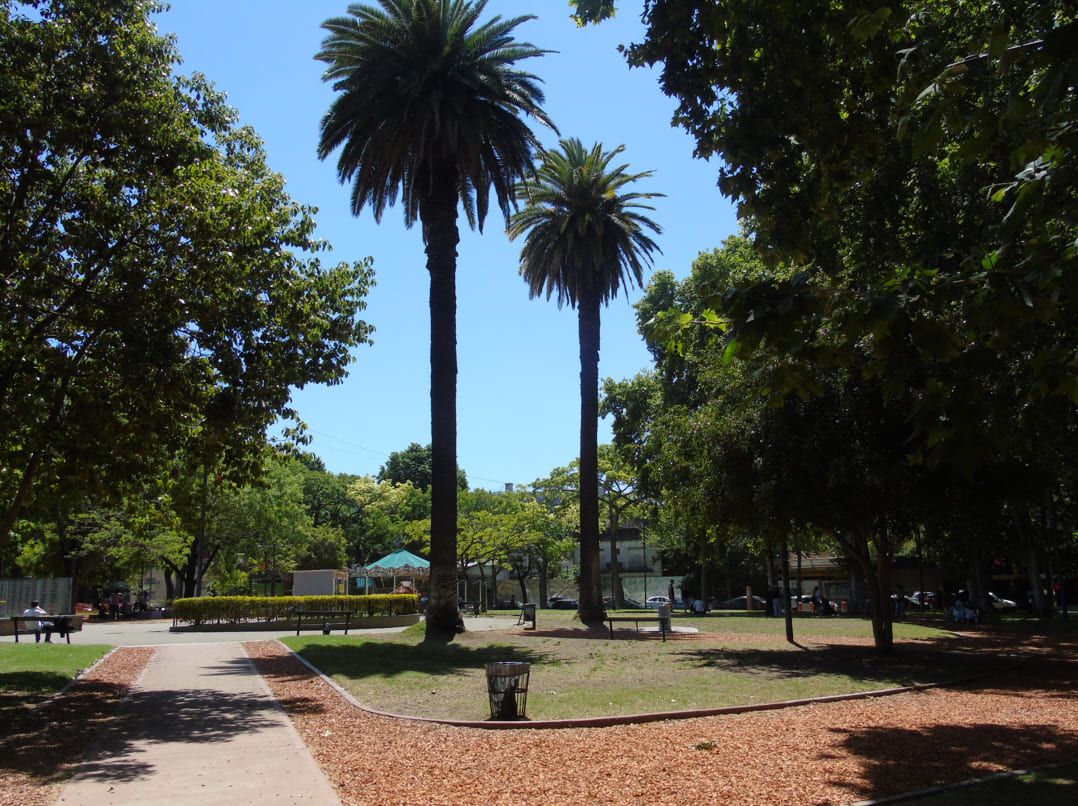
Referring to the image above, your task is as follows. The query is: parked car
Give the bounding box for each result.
[548,597,578,610]
[645,595,671,609]
[603,597,646,610]
[720,595,768,611]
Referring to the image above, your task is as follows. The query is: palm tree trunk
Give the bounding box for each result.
[422,170,461,639]
[577,289,605,623]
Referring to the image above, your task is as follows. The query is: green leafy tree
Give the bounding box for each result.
[164,453,322,597]
[0,0,374,562]
[316,0,553,638]
[377,443,467,492]
[347,475,430,565]
[509,138,662,623]
[578,0,1078,623]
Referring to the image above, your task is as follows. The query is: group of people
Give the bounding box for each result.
[96,589,151,620]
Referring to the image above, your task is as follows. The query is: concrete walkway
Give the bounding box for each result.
[55,642,342,805]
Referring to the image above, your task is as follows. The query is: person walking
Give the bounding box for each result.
[22,600,53,643]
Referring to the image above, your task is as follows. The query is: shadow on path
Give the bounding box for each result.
[68,685,287,783]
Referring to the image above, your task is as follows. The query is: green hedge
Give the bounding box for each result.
[172,594,419,624]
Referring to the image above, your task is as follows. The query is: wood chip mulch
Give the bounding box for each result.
[247,635,1078,806]
[0,646,155,806]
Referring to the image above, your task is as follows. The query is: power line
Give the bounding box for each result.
[306,429,516,489]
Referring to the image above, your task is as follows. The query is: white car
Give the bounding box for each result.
[645,595,671,609]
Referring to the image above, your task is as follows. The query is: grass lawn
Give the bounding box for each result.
[0,643,112,728]
[282,611,1003,722]
[899,760,1078,805]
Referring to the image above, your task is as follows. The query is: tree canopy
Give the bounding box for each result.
[0,0,374,561]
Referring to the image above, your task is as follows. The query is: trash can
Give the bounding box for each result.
[521,602,537,629]
[657,602,672,633]
[485,661,530,720]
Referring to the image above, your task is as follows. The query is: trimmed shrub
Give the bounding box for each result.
[172,594,419,624]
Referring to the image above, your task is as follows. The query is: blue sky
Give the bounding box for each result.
[156,1,737,489]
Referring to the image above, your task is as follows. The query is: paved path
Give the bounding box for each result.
[55,642,342,805]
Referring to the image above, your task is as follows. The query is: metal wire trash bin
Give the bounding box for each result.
[485,661,530,720]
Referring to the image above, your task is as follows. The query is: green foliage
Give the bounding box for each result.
[569,0,617,26]
[617,0,1078,478]
[171,594,418,623]
[376,443,467,492]
[346,475,430,563]
[591,1,1078,636]
[0,0,374,555]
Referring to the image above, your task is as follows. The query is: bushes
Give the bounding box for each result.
[172,594,419,625]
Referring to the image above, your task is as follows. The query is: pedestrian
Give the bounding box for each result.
[667,579,675,605]
[22,600,54,643]
[895,585,907,619]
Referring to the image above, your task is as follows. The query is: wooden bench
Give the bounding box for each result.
[3,614,84,644]
[292,609,355,636]
[605,614,668,641]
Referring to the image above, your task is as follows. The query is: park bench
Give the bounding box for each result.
[605,613,668,641]
[2,614,84,644]
[292,609,355,636]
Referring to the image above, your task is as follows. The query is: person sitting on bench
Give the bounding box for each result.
[22,600,54,643]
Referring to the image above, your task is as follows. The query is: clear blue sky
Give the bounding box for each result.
[156,1,737,489]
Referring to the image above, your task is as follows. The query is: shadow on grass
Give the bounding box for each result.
[674,643,1007,687]
[894,761,1078,805]
[295,639,554,682]
[829,723,1078,804]
[0,678,130,785]
[0,670,74,727]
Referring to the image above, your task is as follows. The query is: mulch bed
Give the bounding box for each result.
[247,632,1078,806]
[0,646,155,806]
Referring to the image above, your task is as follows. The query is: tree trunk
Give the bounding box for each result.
[163,566,176,600]
[869,557,894,652]
[576,290,605,623]
[1015,507,1047,614]
[422,169,462,639]
[608,513,624,609]
[835,529,894,653]
[781,538,794,644]
[537,559,550,607]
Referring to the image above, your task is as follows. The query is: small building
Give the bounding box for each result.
[291,569,348,597]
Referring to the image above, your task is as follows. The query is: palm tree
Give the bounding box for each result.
[509,138,662,623]
[316,0,553,638]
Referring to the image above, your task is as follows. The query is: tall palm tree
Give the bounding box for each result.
[509,138,662,623]
[316,0,553,638]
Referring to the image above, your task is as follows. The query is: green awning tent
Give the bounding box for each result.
[352,549,429,592]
